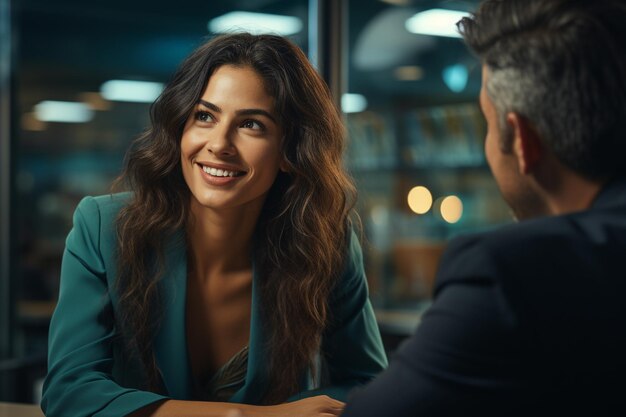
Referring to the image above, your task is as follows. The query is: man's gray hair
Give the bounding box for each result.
[459,0,626,180]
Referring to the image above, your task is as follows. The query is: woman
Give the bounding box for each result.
[41,33,387,417]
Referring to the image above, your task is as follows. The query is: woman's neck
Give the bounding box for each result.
[186,198,263,279]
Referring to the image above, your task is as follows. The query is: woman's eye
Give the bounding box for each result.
[194,111,213,123]
[241,120,264,130]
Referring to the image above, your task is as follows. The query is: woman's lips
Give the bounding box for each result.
[197,163,246,186]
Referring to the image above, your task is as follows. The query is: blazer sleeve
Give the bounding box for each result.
[340,235,525,417]
[292,230,388,401]
[41,196,168,417]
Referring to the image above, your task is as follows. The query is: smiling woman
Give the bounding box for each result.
[40,33,387,417]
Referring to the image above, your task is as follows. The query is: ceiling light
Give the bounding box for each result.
[405,8,469,38]
[100,80,164,103]
[442,64,468,92]
[341,94,368,113]
[34,101,94,123]
[353,8,436,71]
[208,11,303,36]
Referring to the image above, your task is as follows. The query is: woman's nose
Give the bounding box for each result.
[207,125,236,156]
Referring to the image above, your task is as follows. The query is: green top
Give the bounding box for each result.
[199,344,249,401]
[41,194,388,417]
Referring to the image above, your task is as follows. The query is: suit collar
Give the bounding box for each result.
[591,175,626,209]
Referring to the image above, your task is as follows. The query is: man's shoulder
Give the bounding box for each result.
[438,206,626,288]
[447,207,620,258]
[483,204,625,250]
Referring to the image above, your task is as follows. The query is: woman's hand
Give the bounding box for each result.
[266,395,345,417]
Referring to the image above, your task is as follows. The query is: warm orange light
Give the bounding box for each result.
[407,186,433,214]
[440,195,463,223]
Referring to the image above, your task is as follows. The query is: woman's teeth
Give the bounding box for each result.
[202,166,240,177]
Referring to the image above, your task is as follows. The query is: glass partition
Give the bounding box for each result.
[344,0,511,317]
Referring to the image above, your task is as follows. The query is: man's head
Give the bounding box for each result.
[458,0,626,218]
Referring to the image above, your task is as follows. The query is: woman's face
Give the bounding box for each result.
[180,64,284,213]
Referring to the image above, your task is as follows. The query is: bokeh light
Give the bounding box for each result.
[407,186,433,214]
[440,195,463,223]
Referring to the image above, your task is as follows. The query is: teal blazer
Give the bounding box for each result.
[41,194,388,417]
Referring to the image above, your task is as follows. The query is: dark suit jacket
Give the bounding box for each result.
[343,178,626,417]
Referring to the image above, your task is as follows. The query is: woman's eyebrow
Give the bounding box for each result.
[198,99,277,124]
[236,108,277,124]
[198,99,221,113]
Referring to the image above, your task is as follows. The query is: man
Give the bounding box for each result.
[342,0,626,416]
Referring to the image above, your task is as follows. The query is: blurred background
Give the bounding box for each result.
[0,0,512,404]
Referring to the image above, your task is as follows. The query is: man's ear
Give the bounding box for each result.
[506,112,542,175]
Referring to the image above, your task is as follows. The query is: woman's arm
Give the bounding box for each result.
[132,396,344,417]
[41,197,168,417]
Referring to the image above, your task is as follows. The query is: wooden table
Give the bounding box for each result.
[0,402,43,417]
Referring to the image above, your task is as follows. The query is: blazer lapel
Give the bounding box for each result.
[153,230,192,399]
[230,259,268,404]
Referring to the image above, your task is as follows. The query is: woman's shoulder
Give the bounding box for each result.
[71,192,133,237]
[330,227,365,294]
[75,192,133,218]
[68,193,134,264]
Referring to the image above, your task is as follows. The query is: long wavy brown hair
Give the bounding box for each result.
[113,32,357,403]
